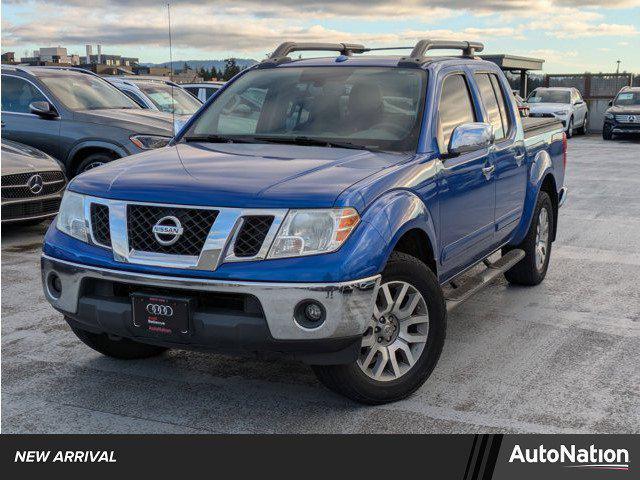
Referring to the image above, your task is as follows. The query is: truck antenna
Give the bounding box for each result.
[168,2,175,136]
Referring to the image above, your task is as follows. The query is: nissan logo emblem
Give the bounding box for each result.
[146,303,174,316]
[27,174,44,195]
[152,216,184,246]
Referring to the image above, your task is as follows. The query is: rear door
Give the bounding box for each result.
[1,74,61,159]
[473,72,524,241]
[437,71,496,279]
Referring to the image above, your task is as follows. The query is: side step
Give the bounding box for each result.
[444,249,525,313]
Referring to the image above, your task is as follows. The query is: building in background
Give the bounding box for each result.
[1,52,16,64]
[16,46,80,66]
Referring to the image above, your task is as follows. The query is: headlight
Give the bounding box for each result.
[553,110,569,116]
[267,208,360,259]
[605,112,614,120]
[56,191,88,242]
[130,134,172,150]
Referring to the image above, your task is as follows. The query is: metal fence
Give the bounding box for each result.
[543,73,635,131]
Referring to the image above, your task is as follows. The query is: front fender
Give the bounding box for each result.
[510,150,554,245]
[359,190,438,275]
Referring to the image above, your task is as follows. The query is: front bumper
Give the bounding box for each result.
[42,255,379,362]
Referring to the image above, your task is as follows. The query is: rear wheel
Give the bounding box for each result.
[312,252,446,405]
[70,324,168,359]
[503,191,554,286]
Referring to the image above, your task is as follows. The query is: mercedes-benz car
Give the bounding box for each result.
[603,86,640,140]
[1,139,66,225]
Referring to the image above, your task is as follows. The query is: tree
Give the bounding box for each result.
[221,58,240,81]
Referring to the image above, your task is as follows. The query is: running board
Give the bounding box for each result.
[444,249,525,312]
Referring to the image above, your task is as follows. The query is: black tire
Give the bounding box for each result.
[503,191,554,286]
[70,324,168,359]
[603,125,613,140]
[566,117,574,138]
[578,114,588,135]
[312,252,446,405]
[75,152,116,176]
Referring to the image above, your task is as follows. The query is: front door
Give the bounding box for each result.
[1,74,61,159]
[437,72,496,280]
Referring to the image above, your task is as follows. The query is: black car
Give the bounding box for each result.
[603,86,640,140]
[1,139,66,225]
[1,66,175,176]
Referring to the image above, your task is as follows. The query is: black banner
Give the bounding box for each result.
[0,434,637,478]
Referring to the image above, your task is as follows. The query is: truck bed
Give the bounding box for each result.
[522,117,563,138]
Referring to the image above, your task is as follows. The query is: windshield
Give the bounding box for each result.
[183,66,427,152]
[527,90,570,104]
[614,91,640,106]
[137,83,202,115]
[39,72,139,110]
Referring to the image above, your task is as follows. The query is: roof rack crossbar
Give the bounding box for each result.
[398,39,484,67]
[260,42,366,67]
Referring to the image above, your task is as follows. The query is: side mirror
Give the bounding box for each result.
[29,101,57,118]
[448,123,494,156]
[574,99,584,105]
[608,100,613,107]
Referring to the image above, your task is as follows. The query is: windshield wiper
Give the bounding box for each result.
[182,134,257,144]
[253,136,382,151]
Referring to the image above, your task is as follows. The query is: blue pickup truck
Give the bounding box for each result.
[41,40,567,404]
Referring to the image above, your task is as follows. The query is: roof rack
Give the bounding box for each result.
[398,39,484,67]
[257,39,484,68]
[259,42,366,67]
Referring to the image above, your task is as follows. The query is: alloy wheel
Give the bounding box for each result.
[535,207,550,271]
[357,281,429,382]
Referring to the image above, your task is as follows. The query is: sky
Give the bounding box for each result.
[1,0,639,73]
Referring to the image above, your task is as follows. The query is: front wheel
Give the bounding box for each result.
[578,114,588,135]
[503,191,554,286]
[75,152,116,176]
[603,125,613,140]
[312,252,446,405]
[566,117,574,138]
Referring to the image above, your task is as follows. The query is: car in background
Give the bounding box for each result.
[182,81,225,102]
[105,77,202,122]
[527,87,588,137]
[1,139,66,225]
[1,66,175,176]
[603,86,640,140]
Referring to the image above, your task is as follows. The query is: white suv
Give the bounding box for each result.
[527,87,588,137]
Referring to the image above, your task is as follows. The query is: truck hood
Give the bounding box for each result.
[529,103,570,114]
[69,142,410,209]
[73,108,174,136]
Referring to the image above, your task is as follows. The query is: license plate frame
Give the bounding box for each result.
[131,293,193,337]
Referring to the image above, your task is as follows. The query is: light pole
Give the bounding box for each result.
[616,59,621,75]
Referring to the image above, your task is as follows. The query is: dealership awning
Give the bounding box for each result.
[479,54,545,97]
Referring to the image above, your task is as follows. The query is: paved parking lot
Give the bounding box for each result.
[2,135,639,433]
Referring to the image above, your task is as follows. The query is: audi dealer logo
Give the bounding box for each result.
[151,216,184,246]
[27,174,44,195]
[146,303,174,317]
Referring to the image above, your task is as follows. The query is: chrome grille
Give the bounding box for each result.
[2,198,61,220]
[615,114,640,123]
[233,216,274,257]
[1,171,65,199]
[127,205,218,256]
[90,203,111,247]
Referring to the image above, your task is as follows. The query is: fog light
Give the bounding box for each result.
[305,303,323,322]
[294,300,326,329]
[48,273,62,298]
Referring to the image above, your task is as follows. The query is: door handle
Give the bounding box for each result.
[482,164,495,180]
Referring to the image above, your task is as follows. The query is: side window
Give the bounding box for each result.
[438,74,476,153]
[204,88,218,100]
[1,76,47,114]
[122,90,146,108]
[489,75,512,138]
[184,87,199,98]
[475,73,505,140]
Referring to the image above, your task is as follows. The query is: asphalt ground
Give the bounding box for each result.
[2,134,639,433]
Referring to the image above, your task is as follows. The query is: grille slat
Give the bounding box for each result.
[2,198,61,220]
[128,205,217,256]
[233,216,274,257]
[90,204,111,247]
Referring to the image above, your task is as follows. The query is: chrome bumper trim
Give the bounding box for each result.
[41,255,380,340]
